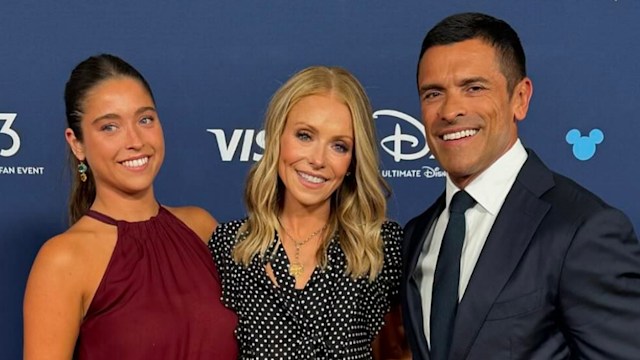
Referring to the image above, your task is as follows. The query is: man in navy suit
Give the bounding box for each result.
[402,12,640,359]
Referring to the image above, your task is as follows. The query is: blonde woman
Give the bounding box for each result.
[209,66,403,359]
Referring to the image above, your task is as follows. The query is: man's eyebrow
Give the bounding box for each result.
[418,76,491,95]
[418,83,444,94]
[458,76,489,87]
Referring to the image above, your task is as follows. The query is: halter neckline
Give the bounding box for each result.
[85,206,164,225]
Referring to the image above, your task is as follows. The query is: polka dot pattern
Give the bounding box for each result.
[209,220,402,359]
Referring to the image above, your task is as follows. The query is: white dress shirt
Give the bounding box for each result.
[417,139,528,345]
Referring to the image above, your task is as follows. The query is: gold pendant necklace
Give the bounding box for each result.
[279,221,327,279]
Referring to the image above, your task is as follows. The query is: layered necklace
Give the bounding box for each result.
[279,220,328,279]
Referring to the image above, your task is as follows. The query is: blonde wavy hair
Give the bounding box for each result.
[232,66,390,281]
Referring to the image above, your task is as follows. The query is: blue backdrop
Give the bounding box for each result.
[2,1,639,357]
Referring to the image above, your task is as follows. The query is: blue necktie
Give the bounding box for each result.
[430,190,476,360]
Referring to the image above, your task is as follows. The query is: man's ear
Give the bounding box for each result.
[65,128,85,161]
[512,77,533,122]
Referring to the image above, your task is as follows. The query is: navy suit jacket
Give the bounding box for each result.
[401,151,640,360]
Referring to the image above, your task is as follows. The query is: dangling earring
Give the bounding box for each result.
[346,171,351,177]
[77,162,88,183]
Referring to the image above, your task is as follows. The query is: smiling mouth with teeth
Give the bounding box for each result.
[121,157,149,168]
[442,129,478,141]
[298,171,326,184]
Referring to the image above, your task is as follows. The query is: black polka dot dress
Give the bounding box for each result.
[209,220,402,359]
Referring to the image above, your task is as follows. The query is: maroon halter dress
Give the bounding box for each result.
[74,206,238,359]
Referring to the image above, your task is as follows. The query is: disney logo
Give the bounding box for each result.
[422,166,446,178]
[373,109,431,162]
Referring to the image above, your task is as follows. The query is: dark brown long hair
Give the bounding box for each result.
[64,54,154,224]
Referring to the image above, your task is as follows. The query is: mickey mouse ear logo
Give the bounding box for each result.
[565,128,604,161]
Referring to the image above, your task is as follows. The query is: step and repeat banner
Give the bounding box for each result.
[2,1,638,357]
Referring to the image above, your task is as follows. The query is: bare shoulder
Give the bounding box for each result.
[28,219,111,283]
[23,219,111,359]
[24,224,98,317]
[166,206,218,243]
[31,225,95,275]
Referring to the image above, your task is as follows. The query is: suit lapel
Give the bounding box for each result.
[449,152,553,360]
[405,194,445,276]
[403,194,445,360]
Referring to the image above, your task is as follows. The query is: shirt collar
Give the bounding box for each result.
[445,139,528,215]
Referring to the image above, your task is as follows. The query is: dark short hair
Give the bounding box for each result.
[417,12,526,95]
